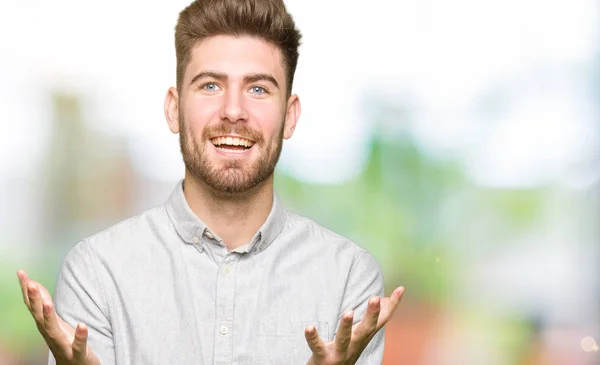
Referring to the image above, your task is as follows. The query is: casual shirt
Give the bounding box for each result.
[49,180,385,364]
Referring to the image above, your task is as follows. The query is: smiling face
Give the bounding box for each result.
[165,35,300,194]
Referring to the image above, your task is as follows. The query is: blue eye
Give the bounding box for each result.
[202,83,220,92]
[250,86,266,95]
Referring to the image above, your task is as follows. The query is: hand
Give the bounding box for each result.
[17,270,100,365]
[305,286,404,365]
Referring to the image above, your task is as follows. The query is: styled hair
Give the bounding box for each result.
[175,0,302,97]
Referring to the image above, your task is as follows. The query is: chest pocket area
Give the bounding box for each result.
[255,319,329,365]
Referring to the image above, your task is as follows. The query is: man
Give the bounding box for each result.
[17,0,404,364]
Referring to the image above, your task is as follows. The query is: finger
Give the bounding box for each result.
[72,323,89,361]
[335,310,354,353]
[38,282,53,302]
[376,286,405,331]
[17,270,31,310]
[27,281,44,323]
[304,326,326,358]
[354,296,380,339]
[42,299,73,357]
[43,299,65,342]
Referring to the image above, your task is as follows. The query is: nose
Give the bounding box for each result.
[220,88,248,123]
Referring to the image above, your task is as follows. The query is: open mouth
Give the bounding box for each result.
[210,136,255,153]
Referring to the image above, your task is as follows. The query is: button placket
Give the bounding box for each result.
[213,254,239,364]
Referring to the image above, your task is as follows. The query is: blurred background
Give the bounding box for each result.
[1,0,599,364]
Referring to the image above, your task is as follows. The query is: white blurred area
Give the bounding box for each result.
[1,1,599,364]
[1,0,598,186]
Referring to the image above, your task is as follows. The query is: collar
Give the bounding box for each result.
[165,179,287,254]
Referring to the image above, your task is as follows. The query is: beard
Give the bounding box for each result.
[179,117,285,194]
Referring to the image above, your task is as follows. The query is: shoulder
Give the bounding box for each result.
[283,212,385,307]
[284,210,374,265]
[72,204,169,258]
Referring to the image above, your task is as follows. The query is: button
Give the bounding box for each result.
[204,230,214,239]
[224,265,230,274]
[220,325,228,335]
[192,236,200,244]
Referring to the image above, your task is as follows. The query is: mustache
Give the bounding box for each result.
[202,124,263,142]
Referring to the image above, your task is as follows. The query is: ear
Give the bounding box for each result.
[164,87,180,134]
[283,94,301,140]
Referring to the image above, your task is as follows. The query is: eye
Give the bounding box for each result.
[201,82,221,92]
[249,86,267,95]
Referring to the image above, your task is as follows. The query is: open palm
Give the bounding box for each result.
[305,286,405,365]
[17,270,100,365]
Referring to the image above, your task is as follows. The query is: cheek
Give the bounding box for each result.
[183,99,220,134]
[247,101,285,139]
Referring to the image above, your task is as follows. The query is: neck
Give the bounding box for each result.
[182,170,274,251]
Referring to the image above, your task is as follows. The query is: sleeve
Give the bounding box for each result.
[48,240,116,365]
[337,249,386,365]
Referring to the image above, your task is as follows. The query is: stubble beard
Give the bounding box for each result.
[179,118,285,195]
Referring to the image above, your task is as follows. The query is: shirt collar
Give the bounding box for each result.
[165,179,287,253]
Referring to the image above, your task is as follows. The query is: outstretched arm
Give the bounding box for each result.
[17,269,101,365]
[304,250,404,365]
[19,240,115,365]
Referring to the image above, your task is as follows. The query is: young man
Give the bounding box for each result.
[17,0,404,364]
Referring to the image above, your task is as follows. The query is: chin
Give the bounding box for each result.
[205,169,266,195]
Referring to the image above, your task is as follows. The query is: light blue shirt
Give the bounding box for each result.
[50,180,385,364]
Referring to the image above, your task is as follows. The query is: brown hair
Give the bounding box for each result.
[175,0,302,97]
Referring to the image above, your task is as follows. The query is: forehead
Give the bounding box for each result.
[186,35,285,83]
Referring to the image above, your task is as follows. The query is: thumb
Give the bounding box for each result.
[71,323,89,361]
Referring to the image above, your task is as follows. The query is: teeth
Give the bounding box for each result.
[212,136,254,147]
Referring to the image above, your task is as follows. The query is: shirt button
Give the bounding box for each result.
[220,325,228,335]
[192,236,200,244]
[224,265,230,274]
[205,231,214,239]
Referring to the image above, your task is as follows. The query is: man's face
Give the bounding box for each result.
[171,35,298,194]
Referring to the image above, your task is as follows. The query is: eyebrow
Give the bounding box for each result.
[190,71,280,89]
